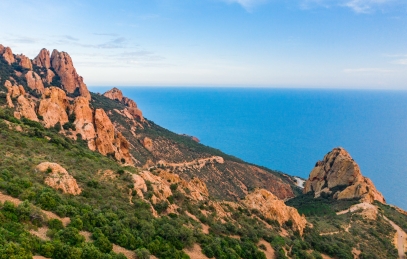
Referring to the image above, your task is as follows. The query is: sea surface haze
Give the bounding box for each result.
[91,87,407,210]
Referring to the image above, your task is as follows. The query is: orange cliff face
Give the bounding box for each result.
[50,49,91,100]
[303,147,385,204]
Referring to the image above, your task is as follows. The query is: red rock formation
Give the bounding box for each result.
[1,46,15,64]
[141,137,154,152]
[50,49,90,100]
[38,87,69,128]
[304,147,385,204]
[103,87,144,121]
[15,95,39,122]
[94,108,133,165]
[25,71,45,94]
[4,80,24,99]
[44,69,55,84]
[94,108,116,155]
[113,132,133,164]
[122,97,137,108]
[33,48,51,68]
[243,189,307,235]
[16,54,32,70]
[71,97,96,143]
[36,162,82,195]
[103,87,123,101]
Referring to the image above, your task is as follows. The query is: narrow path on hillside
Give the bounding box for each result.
[383,216,406,259]
[338,202,406,259]
[159,156,224,170]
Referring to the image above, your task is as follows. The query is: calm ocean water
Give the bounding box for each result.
[91,87,407,210]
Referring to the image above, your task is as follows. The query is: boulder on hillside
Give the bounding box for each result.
[242,189,307,235]
[303,147,385,204]
[36,162,81,195]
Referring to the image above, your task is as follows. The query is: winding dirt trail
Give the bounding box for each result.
[384,216,406,259]
[337,202,406,259]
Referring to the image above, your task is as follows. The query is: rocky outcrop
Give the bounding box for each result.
[15,95,39,122]
[188,177,209,201]
[243,189,307,235]
[139,171,173,202]
[25,71,45,94]
[303,147,385,204]
[71,97,95,142]
[132,169,209,204]
[141,137,153,152]
[0,45,15,64]
[113,132,133,164]
[16,54,32,70]
[103,87,123,101]
[4,80,26,108]
[50,49,90,100]
[38,87,69,128]
[122,97,137,108]
[94,109,133,165]
[103,88,144,121]
[94,108,116,154]
[132,174,148,198]
[4,80,25,98]
[36,162,81,195]
[33,48,51,68]
[44,69,55,84]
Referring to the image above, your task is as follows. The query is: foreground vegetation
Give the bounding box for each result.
[0,101,404,258]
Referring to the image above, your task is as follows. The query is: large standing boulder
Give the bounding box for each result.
[303,147,385,204]
[36,162,81,195]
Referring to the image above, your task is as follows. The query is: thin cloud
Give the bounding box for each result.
[343,68,393,73]
[392,59,407,65]
[300,0,403,13]
[117,51,165,62]
[222,0,268,11]
[7,35,38,44]
[93,33,119,37]
[64,35,79,41]
[75,37,128,49]
[344,0,390,13]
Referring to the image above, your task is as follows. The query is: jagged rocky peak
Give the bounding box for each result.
[50,49,91,100]
[304,147,385,203]
[0,44,15,64]
[33,48,51,68]
[103,87,144,121]
[16,54,32,70]
[103,87,123,101]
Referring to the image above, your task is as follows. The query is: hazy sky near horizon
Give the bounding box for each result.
[1,0,407,88]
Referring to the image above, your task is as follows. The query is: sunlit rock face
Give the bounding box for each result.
[304,147,385,204]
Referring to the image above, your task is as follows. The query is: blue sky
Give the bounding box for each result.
[1,0,406,88]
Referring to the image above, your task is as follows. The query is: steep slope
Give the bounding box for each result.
[0,44,299,201]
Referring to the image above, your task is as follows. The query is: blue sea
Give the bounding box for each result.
[91,87,407,210]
